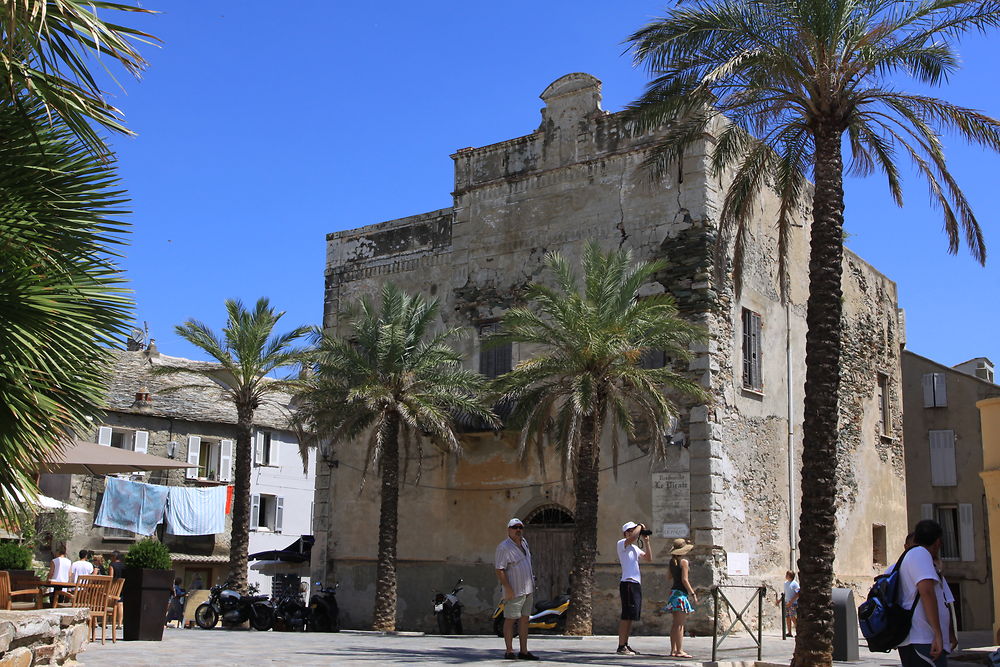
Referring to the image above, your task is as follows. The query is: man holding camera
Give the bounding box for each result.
[617,521,652,655]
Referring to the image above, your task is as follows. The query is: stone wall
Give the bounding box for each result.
[0,609,89,666]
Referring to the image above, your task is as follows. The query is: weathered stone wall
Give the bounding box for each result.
[315,73,906,634]
[0,609,88,666]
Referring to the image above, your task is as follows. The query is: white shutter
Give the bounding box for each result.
[959,503,975,562]
[250,494,260,531]
[929,430,957,486]
[133,430,148,454]
[98,426,112,446]
[219,439,234,482]
[186,436,201,479]
[270,434,279,467]
[921,504,934,521]
[934,374,947,407]
[922,374,935,408]
[275,496,284,533]
[254,431,263,466]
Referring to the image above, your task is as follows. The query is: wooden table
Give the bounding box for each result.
[37,580,77,608]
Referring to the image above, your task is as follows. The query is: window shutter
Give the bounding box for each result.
[254,431,263,466]
[959,503,975,562]
[219,439,234,482]
[933,373,948,407]
[250,494,260,531]
[922,373,935,407]
[921,504,934,521]
[275,497,284,533]
[98,427,113,446]
[269,434,279,467]
[133,431,149,454]
[929,430,957,486]
[186,436,201,479]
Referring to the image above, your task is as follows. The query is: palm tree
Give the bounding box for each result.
[0,99,131,524]
[1,0,156,155]
[625,2,1000,664]
[295,283,496,631]
[491,242,709,635]
[154,298,308,591]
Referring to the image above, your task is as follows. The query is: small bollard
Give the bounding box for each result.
[832,587,859,661]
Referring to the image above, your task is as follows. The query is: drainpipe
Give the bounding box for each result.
[786,300,797,571]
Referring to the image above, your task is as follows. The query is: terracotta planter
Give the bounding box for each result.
[122,567,174,641]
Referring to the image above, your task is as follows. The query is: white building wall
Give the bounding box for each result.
[247,429,316,593]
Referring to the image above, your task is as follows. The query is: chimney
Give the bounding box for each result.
[133,386,153,412]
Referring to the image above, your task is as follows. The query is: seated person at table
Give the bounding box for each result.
[48,547,72,605]
[70,550,94,583]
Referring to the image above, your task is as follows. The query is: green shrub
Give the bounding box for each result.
[0,542,34,570]
[124,538,172,570]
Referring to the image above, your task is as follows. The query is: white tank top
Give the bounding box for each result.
[51,556,71,582]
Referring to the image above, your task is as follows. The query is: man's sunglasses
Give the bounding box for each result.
[510,525,524,530]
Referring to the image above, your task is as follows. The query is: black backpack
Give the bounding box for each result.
[857,547,920,652]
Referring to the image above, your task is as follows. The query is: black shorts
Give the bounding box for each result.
[619,580,642,620]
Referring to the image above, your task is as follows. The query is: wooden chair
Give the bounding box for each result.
[71,578,112,644]
[0,570,42,610]
[104,578,125,642]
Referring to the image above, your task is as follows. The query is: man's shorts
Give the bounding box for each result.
[503,593,534,619]
[785,601,798,619]
[619,580,642,621]
[898,644,948,667]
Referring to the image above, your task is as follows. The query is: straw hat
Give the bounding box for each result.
[669,538,694,556]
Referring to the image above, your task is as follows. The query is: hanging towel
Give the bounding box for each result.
[225,485,234,515]
[165,485,227,536]
[94,476,168,536]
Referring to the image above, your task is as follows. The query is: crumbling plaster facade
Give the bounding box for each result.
[314,73,907,634]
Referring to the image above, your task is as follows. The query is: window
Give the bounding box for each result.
[251,494,284,533]
[877,373,891,436]
[872,524,887,566]
[741,309,762,391]
[928,430,957,486]
[922,372,948,407]
[254,431,279,467]
[102,526,135,541]
[479,322,512,379]
[639,349,667,369]
[185,436,233,481]
[925,503,975,562]
[97,426,148,453]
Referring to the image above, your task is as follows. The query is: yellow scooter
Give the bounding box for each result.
[492,592,570,636]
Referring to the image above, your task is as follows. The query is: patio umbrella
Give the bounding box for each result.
[7,488,89,513]
[38,440,197,475]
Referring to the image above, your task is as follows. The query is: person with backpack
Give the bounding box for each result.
[896,519,951,666]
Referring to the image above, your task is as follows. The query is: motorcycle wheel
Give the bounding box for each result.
[493,615,504,637]
[453,616,463,635]
[436,612,450,635]
[250,604,274,631]
[194,603,219,630]
[309,607,331,632]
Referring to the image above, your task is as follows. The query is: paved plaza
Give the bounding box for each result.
[78,628,995,666]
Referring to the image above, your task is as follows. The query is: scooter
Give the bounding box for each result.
[307,581,340,632]
[432,578,464,634]
[492,591,570,636]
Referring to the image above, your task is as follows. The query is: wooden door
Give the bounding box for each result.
[526,526,574,603]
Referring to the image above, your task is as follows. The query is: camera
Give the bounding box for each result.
[639,529,653,537]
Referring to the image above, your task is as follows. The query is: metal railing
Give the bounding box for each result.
[711,585,765,662]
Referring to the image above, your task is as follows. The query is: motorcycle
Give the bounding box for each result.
[432,578,464,634]
[306,582,340,632]
[492,591,570,636]
[194,581,274,631]
[271,589,309,632]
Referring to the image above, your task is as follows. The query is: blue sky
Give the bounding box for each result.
[109,2,999,370]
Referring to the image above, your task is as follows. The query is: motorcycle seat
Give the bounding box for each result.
[533,595,570,612]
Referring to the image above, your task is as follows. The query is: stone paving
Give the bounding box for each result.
[77,628,993,666]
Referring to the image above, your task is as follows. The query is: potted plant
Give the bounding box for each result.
[122,538,174,641]
[0,542,35,584]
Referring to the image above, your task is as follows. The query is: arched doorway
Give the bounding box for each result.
[525,504,574,602]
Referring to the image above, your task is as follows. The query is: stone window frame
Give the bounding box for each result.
[876,372,891,437]
[741,308,763,392]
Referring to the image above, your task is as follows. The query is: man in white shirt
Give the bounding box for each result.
[897,520,950,666]
[69,549,94,583]
[616,521,651,656]
[495,518,538,661]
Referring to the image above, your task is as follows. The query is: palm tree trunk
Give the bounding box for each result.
[791,120,845,667]
[372,412,401,631]
[227,409,253,592]
[565,412,602,635]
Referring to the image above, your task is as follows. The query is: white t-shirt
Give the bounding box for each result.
[897,546,949,647]
[784,579,800,602]
[50,556,71,583]
[617,539,645,583]
[70,560,94,583]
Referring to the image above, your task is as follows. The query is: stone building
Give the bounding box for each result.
[902,351,1000,630]
[313,73,907,633]
[39,342,315,594]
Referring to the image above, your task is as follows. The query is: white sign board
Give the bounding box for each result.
[727,552,750,576]
[661,523,689,538]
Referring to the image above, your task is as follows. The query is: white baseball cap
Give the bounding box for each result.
[621,521,639,533]
[508,518,524,528]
